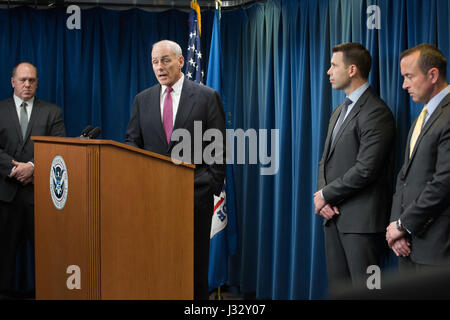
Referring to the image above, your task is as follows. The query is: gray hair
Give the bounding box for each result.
[152,40,182,58]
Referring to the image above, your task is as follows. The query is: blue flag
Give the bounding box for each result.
[185,1,204,84]
[206,8,238,292]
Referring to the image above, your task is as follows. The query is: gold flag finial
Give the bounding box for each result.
[190,0,201,36]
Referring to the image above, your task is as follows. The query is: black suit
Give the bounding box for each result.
[391,92,450,267]
[0,97,66,294]
[125,78,226,299]
[317,87,395,295]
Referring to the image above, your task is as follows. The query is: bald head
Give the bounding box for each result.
[11,62,38,101]
[12,62,37,78]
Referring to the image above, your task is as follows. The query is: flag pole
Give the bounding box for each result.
[215,0,223,302]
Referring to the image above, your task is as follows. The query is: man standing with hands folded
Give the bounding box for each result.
[0,62,65,299]
[316,43,395,296]
[387,44,450,271]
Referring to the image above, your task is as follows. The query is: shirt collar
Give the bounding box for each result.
[425,85,450,119]
[347,82,370,105]
[13,94,35,107]
[161,74,184,95]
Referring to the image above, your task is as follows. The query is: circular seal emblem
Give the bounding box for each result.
[50,155,69,210]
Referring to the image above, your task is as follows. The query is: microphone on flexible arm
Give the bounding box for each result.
[79,125,94,139]
[87,127,102,139]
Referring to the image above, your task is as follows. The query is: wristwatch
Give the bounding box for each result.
[396,219,406,232]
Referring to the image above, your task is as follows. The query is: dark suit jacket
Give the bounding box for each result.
[391,92,450,265]
[125,79,226,298]
[318,87,396,233]
[125,78,226,200]
[0,97,66,203]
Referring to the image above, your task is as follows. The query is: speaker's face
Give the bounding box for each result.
[151,43,184,88]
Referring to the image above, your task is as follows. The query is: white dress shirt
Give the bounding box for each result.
[13,94,34,122]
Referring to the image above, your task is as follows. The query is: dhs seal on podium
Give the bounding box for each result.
[50,155,69,210]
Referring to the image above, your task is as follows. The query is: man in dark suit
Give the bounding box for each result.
[125,40,226,300]
[387,44,450,272]
[315,43,395,297]
[0,62,66,298]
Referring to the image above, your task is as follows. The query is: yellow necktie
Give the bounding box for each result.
[409,105,428,158]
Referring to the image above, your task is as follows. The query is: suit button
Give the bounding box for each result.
[403,183,407,187]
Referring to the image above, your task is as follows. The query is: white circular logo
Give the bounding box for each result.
[50,156,69,210]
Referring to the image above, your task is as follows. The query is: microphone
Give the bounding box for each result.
[87,127,101,139]
[79,125,93,139]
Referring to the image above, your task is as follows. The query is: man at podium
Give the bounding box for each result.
[0,62,66,299]
[125,40,226,300]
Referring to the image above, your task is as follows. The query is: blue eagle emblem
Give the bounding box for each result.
[52,166,65,200]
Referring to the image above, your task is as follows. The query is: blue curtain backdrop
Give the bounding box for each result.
[220,0,449,299]
[0,0,449,299]
[0,6,214,139]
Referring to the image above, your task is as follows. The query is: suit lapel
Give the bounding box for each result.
[322,105,340,161]
[170,79,195,148]
[149,84,168,147]
[24,98,41,141]
[402,120,415,175]
[326,89,368,160]
[403,93,450,176]
[6,98,24,143]
[408,108,442,160]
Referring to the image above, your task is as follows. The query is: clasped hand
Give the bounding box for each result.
[313,190,340,220]
[386,221,411,257]
[8,160,34,185]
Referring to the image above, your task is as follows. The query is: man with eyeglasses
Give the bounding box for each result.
[0,62,66,299]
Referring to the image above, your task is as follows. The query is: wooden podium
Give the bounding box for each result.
[32,137,194,300]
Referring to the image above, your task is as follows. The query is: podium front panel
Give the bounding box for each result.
[33,138,194,300]
[34,142,100,299]
[99,145,194,300]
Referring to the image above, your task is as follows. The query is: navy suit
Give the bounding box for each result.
[0,97,66,294]
[125,78,226,299]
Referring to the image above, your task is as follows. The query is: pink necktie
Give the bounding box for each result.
[163,87,174,144]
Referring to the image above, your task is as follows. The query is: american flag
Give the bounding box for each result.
[185,1,204,84]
